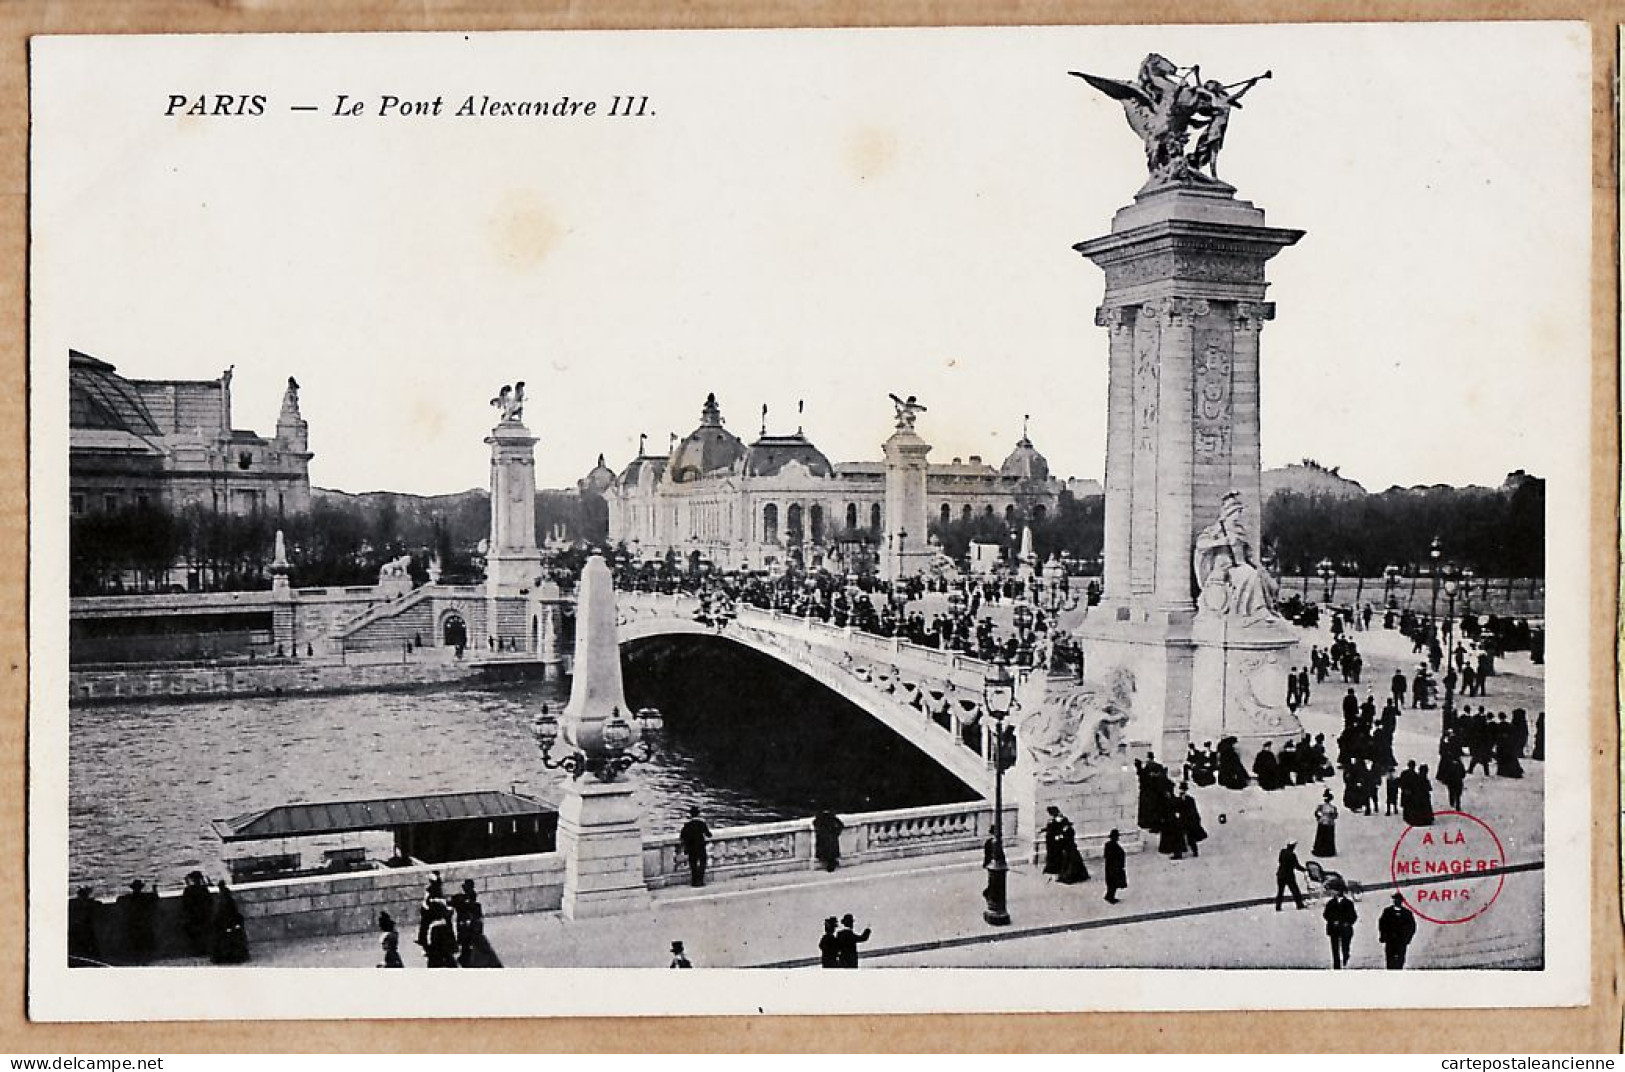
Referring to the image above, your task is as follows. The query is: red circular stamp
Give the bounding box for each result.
[1389,810,1506,924]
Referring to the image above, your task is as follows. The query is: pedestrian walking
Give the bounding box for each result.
[1312,791,1339,858]
[179,870,213,957]
[1103,828,1128,904]
[378,912,403,968]
[1378,892,1418,969]
[818,917,841,968]
[1176,785,1207,858]
[834,913,871,968]
[669,940,693,968]
[1275,842,1307,911]
[422,898,459,968]
[679,807,712,887]
[209,880,250,964]
[1323,889,1358,969]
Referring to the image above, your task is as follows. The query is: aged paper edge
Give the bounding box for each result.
[0,0,1619,1054]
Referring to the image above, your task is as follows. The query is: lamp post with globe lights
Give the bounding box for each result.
[533,703,663,782]
[980,659,1018,926]
[1316,558,1336,605]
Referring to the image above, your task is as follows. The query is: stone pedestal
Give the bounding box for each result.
[881,423,932,581]
[556,779,651,919]
[1189,615,1300,751]
[1010,669,1143,862]
[1074,182,1304,759]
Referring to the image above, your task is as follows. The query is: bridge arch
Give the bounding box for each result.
[616,613,992,793]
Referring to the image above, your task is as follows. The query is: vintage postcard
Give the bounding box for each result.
[26,22,1595,1021]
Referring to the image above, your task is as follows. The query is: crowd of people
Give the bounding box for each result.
[620,559,1090,672]
[67,872,249,967]
[1133,756,1209,861]
[404,872,500,968]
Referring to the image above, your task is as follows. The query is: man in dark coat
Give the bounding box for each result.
[1253,743,1280,791]
[833,913,871,968]
[1176,785,1207,858]
[1103,828,1127,904]
[68,887,100,965]
[818,917,840,968]
[812,809,845,871]
[179,871,213,957]
[679,807,712,887]
[1378,892,1418,969]
[1323,890,1359,968]
[1275,842,1306,911]
[117,879,158,964]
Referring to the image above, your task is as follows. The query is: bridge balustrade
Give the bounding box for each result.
[642,800,1012,889]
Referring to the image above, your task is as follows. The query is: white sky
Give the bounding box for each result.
[30,23,1591,496]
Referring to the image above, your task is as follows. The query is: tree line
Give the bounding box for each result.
[70,475,1542,596]
[69,487,610,595]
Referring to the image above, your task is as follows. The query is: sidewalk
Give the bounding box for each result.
[240,620,1544,971]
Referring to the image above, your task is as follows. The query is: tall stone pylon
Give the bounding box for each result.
[485,387,545,647]
[881,395,932,582]
[555,553,650,919]
[1072,56,1304,760]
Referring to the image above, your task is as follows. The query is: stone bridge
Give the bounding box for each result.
[615,591,1001,797]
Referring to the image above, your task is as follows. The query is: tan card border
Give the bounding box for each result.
[0,0,1618,1053]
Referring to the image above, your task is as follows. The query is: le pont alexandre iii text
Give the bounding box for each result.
[164,93,653,119]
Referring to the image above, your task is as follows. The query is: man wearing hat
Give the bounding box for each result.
[116,879,157,963]
[668,940,692,968]
[1103,828,1127,905]
[1378,892,1418,969]
[1322,886,1358,969]
[1275,841,1307,911]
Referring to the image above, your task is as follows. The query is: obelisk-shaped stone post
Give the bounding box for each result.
[555,554,650,919]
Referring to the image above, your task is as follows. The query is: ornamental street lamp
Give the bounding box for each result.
[1429,536,1443,628]
[981,659,1018,927]
[532,702,663,782]
[1316,557,1336,604]
[1383,564,1401,609]
[1441,577,1459,715]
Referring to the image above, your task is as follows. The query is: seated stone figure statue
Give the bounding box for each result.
[1192,491,1279,623]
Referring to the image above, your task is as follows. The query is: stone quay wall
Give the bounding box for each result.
[68,654,482,706]
[71,853,565,963]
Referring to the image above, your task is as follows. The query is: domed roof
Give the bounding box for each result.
[1000,431,1050,482]
[742,432,833,479]
[69,350,160,436]
[579,452,616,495]
[669,393,746,483]
[618,453,666,487]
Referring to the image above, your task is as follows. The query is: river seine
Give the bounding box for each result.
[68,635,976,889]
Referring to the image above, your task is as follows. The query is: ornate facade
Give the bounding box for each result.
[68,349,313,518]
[606,393,1063,572]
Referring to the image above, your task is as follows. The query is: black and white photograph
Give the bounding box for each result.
[27,22,1594,1021]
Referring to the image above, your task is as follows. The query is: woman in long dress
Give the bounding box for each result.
[378,912,403,968]
[1311,791,1339,858]
[1052,812,1090,884]
[209,881,250,964]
